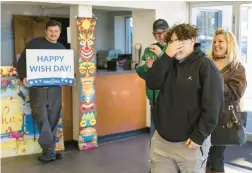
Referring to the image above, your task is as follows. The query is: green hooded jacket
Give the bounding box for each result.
[136,43,168,105]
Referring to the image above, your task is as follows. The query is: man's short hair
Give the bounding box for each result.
[45,20,62,30]
[166,24,199,42]
[153,19,169,31]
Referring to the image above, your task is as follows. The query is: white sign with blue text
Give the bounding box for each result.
[26,49,74,86]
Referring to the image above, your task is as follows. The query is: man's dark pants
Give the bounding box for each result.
[30,86,62,155]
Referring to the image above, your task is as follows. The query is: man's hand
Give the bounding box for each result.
[146,57,155,68]
[166,41,185,57]
[69,78,77,86]
[137,61,146,67]
[186,138,201,149]
[149,45,162,56]
[22,78,30,88]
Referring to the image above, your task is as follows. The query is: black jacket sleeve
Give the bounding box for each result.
[144,53,173,90]
[189,60,224,145]
[17,40,34,80]
[224,64,247,103]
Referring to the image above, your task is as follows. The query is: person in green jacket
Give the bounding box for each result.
[136,19,169,139]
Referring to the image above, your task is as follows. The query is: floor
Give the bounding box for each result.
[1,134,252,173]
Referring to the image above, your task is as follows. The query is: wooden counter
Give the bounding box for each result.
[96,71,146,136]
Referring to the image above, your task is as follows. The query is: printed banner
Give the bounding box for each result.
[26,49,74,86]
[76,17,98,150]
[0,66,64,158]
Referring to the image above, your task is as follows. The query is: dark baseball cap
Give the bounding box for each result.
[153,19,169,31]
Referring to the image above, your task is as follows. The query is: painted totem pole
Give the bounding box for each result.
[76,17,98,150]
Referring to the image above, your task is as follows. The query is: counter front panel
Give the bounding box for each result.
[96,72,146,136]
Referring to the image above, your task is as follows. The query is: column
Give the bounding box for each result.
[70,5,98,150]
[132,10,155,127]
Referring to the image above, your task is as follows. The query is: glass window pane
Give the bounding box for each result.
[191,5,232,54]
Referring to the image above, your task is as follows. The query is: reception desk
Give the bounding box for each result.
[96,70,146,136]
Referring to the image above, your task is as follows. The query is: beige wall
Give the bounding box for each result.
[132,9,156,63]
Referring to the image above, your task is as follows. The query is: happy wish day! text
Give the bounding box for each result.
[29,55,72,72]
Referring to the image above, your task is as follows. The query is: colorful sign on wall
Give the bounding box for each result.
[26,49,74,86]
[76,17,98,150]
[0,66,64,158]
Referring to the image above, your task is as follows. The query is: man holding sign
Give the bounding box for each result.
[17,20,73,162]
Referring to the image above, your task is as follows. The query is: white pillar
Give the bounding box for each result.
[132,10,155,64]
[132,10,155,127]
[70,5,92,141]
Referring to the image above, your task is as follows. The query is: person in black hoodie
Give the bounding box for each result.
[145,24,224,173]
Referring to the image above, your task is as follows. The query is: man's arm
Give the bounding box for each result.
[17,40,34,80]
[144,52,173,90]
[136,65,147,80]
[189,60,224,145]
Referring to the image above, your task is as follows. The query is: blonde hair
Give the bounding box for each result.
[209,28,240,67]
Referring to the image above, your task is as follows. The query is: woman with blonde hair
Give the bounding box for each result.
[206,28,247,173]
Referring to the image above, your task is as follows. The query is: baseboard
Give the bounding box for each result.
[247,133,252,142]
[64,128,149,150]
[98,128,149,144]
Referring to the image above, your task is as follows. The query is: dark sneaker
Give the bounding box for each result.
[38,152,56,162]
[56,152,63,160]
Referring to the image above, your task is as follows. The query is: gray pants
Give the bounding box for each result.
[149,131,211,173]
[30,87,62,153]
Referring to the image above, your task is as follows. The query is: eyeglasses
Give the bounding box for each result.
[153,30,167,37]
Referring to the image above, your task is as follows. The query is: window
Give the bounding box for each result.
[196,10,222,53]
[114,15,132,54]
[125,17,133,54]
[191,5,232,54]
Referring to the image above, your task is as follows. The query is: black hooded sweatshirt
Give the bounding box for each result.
[145,44,224,145]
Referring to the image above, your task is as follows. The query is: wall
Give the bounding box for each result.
[7,1,188,27]
[76,10,131,53]
[61,1,188,25]
[132,9,156,62]
[93,10,110,52]
[1,4,44,66]
[108,11,132,52]
[0,3,69,66]
[28,1,188,13]
[114,16,126,53]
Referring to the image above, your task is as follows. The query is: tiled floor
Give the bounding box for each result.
[1,134,251,173]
